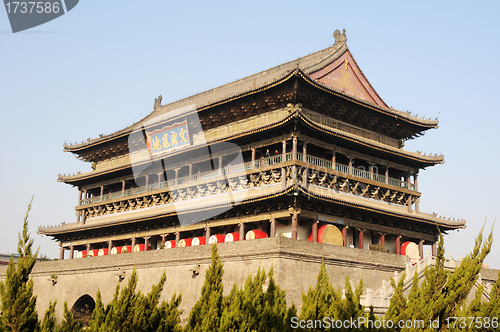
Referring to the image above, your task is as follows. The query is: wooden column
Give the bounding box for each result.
[395,236,401,255]
[86,243,90,253]
[349,157,353,174]
[408,195,412,213]
[282,139,287,162]
[380,233,385,249]
[302,142,308,187]
[69,245,74,259]
[174,168,179,186]
[291,214,298,239]
[59,247,65,260]
[370,163,374,180]
[342,226,347,246]
[205,226,211,243]
[239,223,245,241]
[157,173,162,188]
[218,156,223,175]
[175,231,180,247]
[121,180,126,197]
[189,164,193,180]
[131,237,136,251]
[331,149,336,170]
[76,210,81,224]
[407,174,411,190]
[432,242,437,257]
[414,174,419,213]
[108,240,112,253]
[358,229,364,249]
[161,234,167,246]
[281,167,286,189]
[270,216,276,237]
[385,166,389,184]
[419,240,424,260]
[144,236,150,251]
[145,175,149,189]
[312,221,318,242]
[100,186,104,197]
[82,209,87,224]
[292,137,297,160]
[251,148,256,168]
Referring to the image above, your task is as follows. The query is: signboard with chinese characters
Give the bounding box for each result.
[146,119,191,157]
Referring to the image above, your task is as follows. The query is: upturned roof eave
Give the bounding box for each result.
[57,109,443,186]
[63,41,437,154]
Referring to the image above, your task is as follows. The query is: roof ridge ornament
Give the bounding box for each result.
[333,29,347,47]
[154,95,163,110]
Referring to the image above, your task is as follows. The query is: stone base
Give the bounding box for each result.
[1,237,410,322]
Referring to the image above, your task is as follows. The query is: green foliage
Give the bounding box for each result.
[219,267,293,332]
[91,269,181,332]
[481,269,500,323]
[56,302,82,332]
[385,227,495,331]
[39,301,56,332]
[299,261,336,327]
[185,244,224,332]
[0,197,40,332]
[385,272,407,323]
[300,261,370,331]
[88,291,106,331]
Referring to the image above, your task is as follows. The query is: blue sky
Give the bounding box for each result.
[1,1,499,268]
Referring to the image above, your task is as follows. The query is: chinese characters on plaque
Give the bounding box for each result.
[146,119,191,156]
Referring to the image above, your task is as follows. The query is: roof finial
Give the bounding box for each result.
[154,95,163,110]
[333,29,347,46]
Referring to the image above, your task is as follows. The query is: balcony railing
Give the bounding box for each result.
[80,153,415,206]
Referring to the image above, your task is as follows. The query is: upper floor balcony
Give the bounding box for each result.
[78,151,416,207]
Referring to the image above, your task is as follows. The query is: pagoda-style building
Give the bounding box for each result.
[39,30,465,260]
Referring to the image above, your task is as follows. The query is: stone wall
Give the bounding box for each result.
[0,237,422,322]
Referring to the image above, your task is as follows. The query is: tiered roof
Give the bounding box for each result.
[59,30,441,185]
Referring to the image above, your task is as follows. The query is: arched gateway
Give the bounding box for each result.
[71,294,95,327]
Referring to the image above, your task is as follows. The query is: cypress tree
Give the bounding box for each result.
[239,268,266,331]
[154,294,182,332]
[0,197,39,332]
[219,267,294,332]
[185,244,224,332]
[39,301,57,332]
[56,302,82,332]
[385,272,407,324]
[299,260,336,329]
[100,270,138,332]
[482,269,500,321]
[88,291,106,332]
[385,227,494,331]
[260,268,294,332]
[219,284,242,332]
